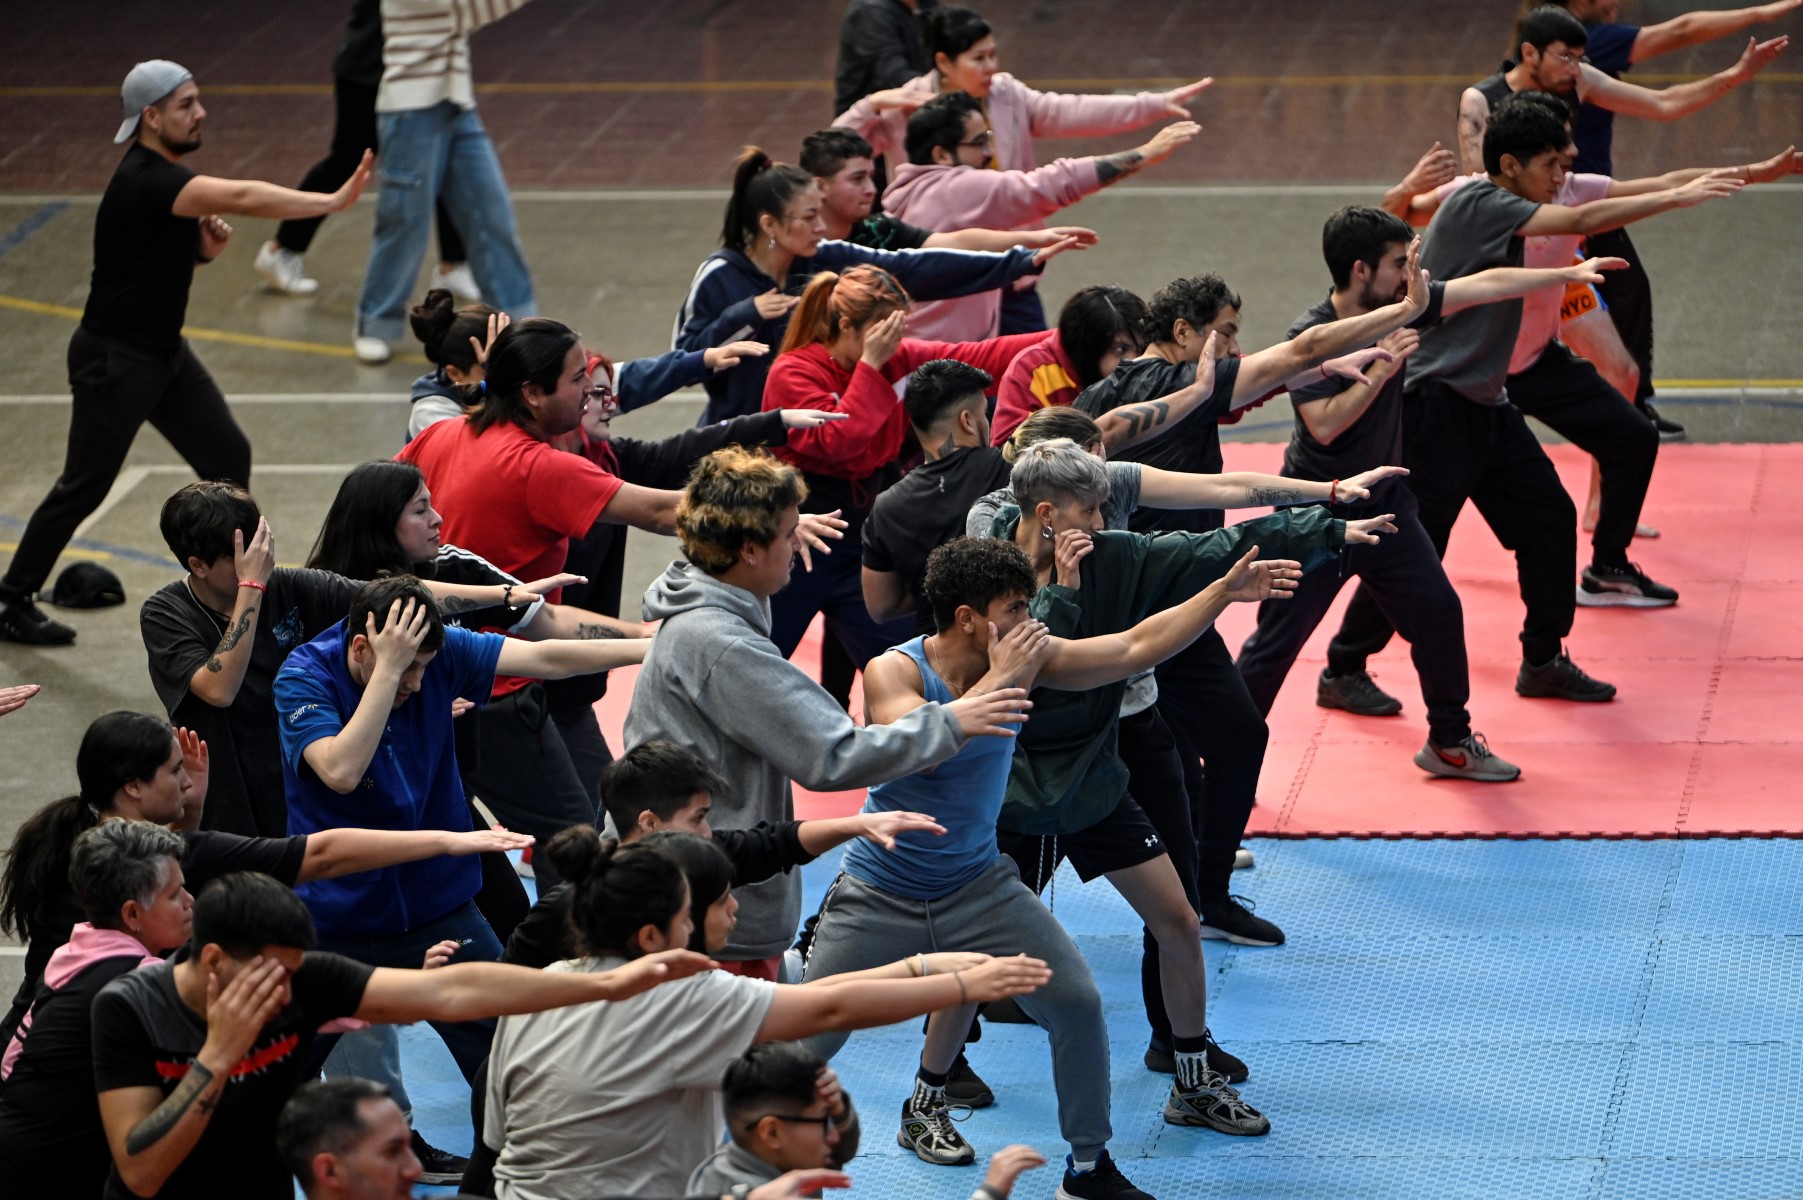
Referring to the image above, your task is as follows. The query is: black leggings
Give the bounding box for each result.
[2,329,250,601]
[276,75,466,261]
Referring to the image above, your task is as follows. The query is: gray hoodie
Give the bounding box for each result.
[625,560,967,960]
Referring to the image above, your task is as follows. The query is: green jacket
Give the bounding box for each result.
[984,504,1346,835]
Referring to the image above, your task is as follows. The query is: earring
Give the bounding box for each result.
[1041,525,1053,540]
[768,236,776,250]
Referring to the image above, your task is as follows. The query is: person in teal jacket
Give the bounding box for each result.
[979,438,1395,1136]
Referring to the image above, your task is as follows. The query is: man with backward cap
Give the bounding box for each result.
[0,60,375,647]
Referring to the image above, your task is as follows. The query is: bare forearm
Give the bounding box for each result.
[1570,190,1683,233]
[1265,302,1410,396]
[302,676,398,793]
[299,828,457,882]
[1211,472,1333,508]
[1441,266,1571,314]
[111,1063,228,1192]
[531,604,641,642]
[213,179,342,220]
[496,638,651,680]
[1638,7,1775,60]
[1093,147,1147,187]
[1041,582,1230,689]
[421,580,511,615]
[186,590,260,707]
[797,816,865,856]
[373,963,627,1023]
[1299,376,1387,445]
[924,228,1034,252]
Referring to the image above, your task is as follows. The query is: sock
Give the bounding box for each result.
[1069,1156,1098,1175]
[1173,1035,1211,1091]
[912,1066,948,1108]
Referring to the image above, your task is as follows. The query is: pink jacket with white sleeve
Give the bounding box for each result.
[882,157,1102,340]
[833,70,1168,174]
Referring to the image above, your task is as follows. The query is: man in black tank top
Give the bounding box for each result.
[0,61,372,647]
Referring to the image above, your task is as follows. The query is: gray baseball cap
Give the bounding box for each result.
[114,60,194,145]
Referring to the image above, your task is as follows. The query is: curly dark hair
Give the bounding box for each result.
[922,536,1038,632]
[1141,274,1242,345]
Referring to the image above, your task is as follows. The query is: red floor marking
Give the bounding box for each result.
[599,443,1803,837]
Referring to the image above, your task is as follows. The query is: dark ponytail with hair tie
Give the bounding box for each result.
[545,825,690,959]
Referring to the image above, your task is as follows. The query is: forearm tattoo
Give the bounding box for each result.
[1110,400,1171,439]
[204,609,255,673]
[1095,148,1145,186]
[575,622,627,640]
[124,1060,218,1155]
[1247,486,1305,506]
[438,594,485,614]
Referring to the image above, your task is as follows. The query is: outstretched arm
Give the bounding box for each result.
[1440,258,1628,315]
[297,827,534,883]
[354,950,716,1023]
[1631,1,1801,64]
[1517,171,1742,235]
[172,151,373,219]
[493,636,651,680]
[1579,36,1789,121]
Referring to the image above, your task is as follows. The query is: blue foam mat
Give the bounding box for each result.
[398,838,1803,1198]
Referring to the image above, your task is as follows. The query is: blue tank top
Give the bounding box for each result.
[841,637,1015,900]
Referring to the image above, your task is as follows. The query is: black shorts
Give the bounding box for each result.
[1000,791,1166,890]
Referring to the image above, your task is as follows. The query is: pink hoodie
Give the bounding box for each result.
[834,70,1169,174]
[1,923,154,1080]
[883,157,1101,340]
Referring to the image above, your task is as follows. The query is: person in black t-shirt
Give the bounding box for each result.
[801,128,1095,257]
[862,360,1015,633]
[1237,207,1620,781]
[0,822,191,1199]
[91,871,711,1200]
[0,61,374,647]
[0,710,531,1053]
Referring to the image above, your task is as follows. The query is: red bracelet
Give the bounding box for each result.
[1328,479,1339,504]
[238,579,268,593]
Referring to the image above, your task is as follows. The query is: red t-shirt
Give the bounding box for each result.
[991,331,1080,446]
[397,418,624,694]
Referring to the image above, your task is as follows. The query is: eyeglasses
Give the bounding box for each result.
[958,129,996,151]
[584,383,618,411]
[746,1112,837,1132]
[1546,50,1583,66]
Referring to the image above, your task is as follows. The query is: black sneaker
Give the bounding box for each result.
[1641,400,1685,441]
[944,1051,994,1108]
[0,597,76,645]
[1057,1150,1154,1200]
[1578,562,1679,608]
[1316,667,1402,716]
[409,1130,470,1186]
[1199,895,1284,946]
[1143,1029,1248,1083]
[1515,651,1617,702]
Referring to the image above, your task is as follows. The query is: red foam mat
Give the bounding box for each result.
[598,442,1803,839]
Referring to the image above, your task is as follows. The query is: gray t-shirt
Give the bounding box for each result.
[1408,178,1542,404]
[486,959,777,1200]
[966,460,1159,715]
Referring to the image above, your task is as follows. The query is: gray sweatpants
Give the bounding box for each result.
[800,856,1113,1159]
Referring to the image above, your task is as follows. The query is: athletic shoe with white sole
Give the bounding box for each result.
[253,241,319,295]
[436,261,482,301]
[1056,1151,1154,1200]
[409,1131,469,1186]
[1199,895,1284,946]
[1316,667,1402,716]
[353,334,392,364]
[1233,845,1255,870]
[1164,1072,1271,1136]
[1577,562,1678,608]
[1414,732,1521,782]
[1516,651,1617,702]
[896,1093,975,1165]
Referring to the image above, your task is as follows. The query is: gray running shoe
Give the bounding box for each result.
[1414,732,1521,782]
[897,1093,976,1165]
[1164,1071,1271,1136]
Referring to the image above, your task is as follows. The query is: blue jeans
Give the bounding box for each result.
[322,1024,413,1118]
[356,102,536,342]
[314,900,503,1083]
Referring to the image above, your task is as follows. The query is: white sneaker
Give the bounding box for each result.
[353,334,392,364]
[254,241,319,296]
[435,261,481,302]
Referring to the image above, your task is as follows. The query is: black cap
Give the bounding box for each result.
[50,562,126,609]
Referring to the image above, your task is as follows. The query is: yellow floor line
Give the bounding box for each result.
[0,294,426,363]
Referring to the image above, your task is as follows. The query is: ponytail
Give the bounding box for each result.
[1005,405,1103,462]
[0,795,99,939]
[546,825,689,958]
[409,288,501,374]
[465,317,581,434]
[778,265,912,356]
[721,146,815,251]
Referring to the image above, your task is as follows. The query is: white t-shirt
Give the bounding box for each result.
[486,958,778,1200]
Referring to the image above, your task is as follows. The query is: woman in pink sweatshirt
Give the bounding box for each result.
[832,6,1210,334]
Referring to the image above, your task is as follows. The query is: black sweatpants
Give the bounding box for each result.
[1508,341,1658,567]
[1333,386,1577,668]
[1236,488,1473,746]
[1116,705,1201,1047]
[1584,227,1655,404]
[276,76,466,262]
[1,328,251,602]
[1153,628,1268,902]
[461,683,598,891]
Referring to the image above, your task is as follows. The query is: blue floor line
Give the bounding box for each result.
[396,838,1803,1198]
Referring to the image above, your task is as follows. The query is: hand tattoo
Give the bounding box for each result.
[204,609,255,673]
[125,1060,218,1155]
[575,622,626,640]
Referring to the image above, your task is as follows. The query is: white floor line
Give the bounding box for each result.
[71,466,151,540]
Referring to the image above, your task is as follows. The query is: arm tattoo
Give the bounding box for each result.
[203,609,255,673]
[1247,486,1305,506]
[1112,400,1171,439]
[575,622,627,640]
[124,1060,218,1155]
[1095,148,1145,186]
[438,594,485,614]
